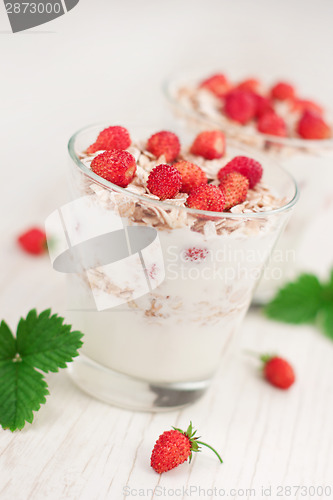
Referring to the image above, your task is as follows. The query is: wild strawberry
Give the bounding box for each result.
[17,228,47,255]
[257,111,287,137]
[147,131,180,163]
[186,184,225,212]
[190,130,226,160]
[224,89,257,124]
[290,98,324,116]
[90,149,136,187]
[254,94,275,118]
[218,156,263,189]
[271,81,295,101]
[183,247,209,262]
[296,111,331,140]
[236,78,261,93]
[261,354,295,389]
[219,172,249,210]
[199,73,230,98]
[150,421,223,474]
[173,160,207,194]
[147,164,182,200]
[86,126,131,154]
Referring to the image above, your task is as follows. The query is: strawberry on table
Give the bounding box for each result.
[17,228,47,255]
[261,354,296,389]
[87,126,131,154]
[151,421,223,473]
[190,130,226,160]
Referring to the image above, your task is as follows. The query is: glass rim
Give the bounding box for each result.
[68,123,299,220]
[163,71,333,151]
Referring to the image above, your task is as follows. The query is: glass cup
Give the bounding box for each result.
[47,124,298,411]
[165,70,333,302]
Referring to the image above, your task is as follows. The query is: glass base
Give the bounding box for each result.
[68,354,210,412]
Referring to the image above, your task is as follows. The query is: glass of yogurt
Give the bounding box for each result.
[165,70,333,302]
[50,123,298,411]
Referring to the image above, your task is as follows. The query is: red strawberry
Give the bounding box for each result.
[219,172,249,210]
[254,94,275,118]
[261,354,295,389]
[147,164,182,200]
[296,111,331,140]
[147,131,180,163]
[236,78,261,93]
[186,184,225,212]
[90,149,136,187]
[271,81,295,101]
[218,156,263,189]
[18,228,47,255]
[87,126,131,154]
[257,112,287,137]
[173,160,207,194]
[199,73,230,98]
[224,89,257,124]
[183,247,209,262]
[150,421,223,474]
[190,130,226,160]
[290,98,324,116]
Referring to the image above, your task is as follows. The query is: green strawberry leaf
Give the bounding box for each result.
[0,309,84,431]
[264,273,324,324]
[16,309,83,373]
[318,305,333,340]
[0,359,49,432]
[0,321,16,360]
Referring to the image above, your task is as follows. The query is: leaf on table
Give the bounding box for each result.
[0,321,16,360]
[0,359,49,432]
[265,273,323,324]
[318,305,333,340]
[16,309,84,373]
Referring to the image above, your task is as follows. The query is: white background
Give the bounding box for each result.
[1,2,333,499]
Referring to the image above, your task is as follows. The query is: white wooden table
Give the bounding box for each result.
[1,173,333,499]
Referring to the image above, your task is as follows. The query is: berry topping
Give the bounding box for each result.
[199,73,230,97]
[17,228,47,255]
[218,156,263,189]
[271,81,295,101]
[183,247,209,262]
[186,184,225,212]
[257,112,287,137]
[147,131,181,163]
[151,421,223,474]
[219,171,249,210]
[261,354,295,389]
[296,111,331,139]
[224,89,257,124]
[190,130,226,160]
[173,160,207,194]
[147,164,182,200]
[90,149,136,187]
[291,98,324,116]
[87,126,131,154]
[236,78,261,93]
[254,94,275,118]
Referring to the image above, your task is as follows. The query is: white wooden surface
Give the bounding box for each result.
[1,1,333,499]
